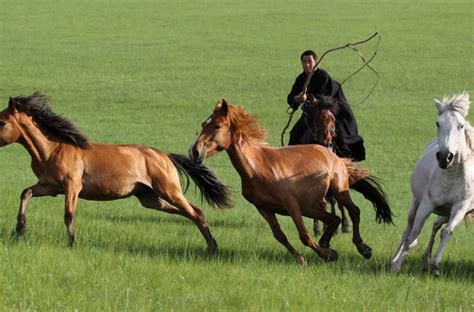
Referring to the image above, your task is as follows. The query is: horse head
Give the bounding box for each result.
[434,92,471,169]
[302,96,338,149]
[0,97,23,147]
[189,99,233,163]
[190,100,267,163]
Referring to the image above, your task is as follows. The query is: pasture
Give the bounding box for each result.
[0,0,472,310]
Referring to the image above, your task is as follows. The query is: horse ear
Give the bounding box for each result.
[219,99,228,115]
[434,99,443,114]
[8,97,16,110]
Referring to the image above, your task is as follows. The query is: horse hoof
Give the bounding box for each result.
[430,265,441,278]
[313,229,322,237]
[357,244,372,259]
[207,241,218,254]
[296,255,306,265]
[15,224,27,237]
[342,226,351,233]
[324,249,338,262]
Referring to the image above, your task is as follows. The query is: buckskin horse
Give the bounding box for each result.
[189,99,393,263]
[0,92,231,250]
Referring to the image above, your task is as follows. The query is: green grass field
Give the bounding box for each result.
[0,0,473,310]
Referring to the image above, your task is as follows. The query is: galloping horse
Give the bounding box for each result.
[391,92,474,276]
[0,92,231,250]
[189,100,392,263]
[301,96,351,235]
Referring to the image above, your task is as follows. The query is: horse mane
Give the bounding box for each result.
[12,92,91,148]
[435,91,470,117]
[311,96,341,116]
[465,123,474,152]
[225,103,268,145]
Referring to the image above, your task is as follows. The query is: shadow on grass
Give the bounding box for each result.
[394,256,474,282]
[95,210,253,230]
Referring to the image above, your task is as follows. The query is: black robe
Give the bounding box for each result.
[287,68,366,161]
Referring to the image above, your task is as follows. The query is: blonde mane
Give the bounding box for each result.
[226,103,268,145]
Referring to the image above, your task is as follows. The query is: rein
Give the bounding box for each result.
[280,32,381,146]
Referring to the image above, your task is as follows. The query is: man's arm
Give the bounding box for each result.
[287,75,305,110]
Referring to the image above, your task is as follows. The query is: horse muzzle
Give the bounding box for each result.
[189,145,205,164]
[436,151,454,169]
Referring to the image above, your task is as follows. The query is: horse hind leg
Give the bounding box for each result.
[338,202,351,233]
[135,187,218,252]
[312,199,328,237]
[333,191,372,259]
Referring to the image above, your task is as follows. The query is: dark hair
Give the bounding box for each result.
[300,50,317,61]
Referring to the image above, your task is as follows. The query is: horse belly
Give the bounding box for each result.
[80,174,140,201]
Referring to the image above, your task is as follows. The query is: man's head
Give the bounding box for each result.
[300,50,317,75]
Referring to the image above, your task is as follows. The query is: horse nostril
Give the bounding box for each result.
[447,152,454,162]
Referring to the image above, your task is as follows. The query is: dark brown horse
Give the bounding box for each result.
[301,96,351,235]
[0,92,231,250]
[189,100,393,264]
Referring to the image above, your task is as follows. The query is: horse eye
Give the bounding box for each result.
[214,124,221,130]
[460,124,465,130]
[0,120,5,127]
[435,121,439,128]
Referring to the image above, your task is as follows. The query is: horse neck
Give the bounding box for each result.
[226,139,261,180]
[14,114,60,163]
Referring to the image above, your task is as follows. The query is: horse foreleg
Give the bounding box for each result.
[256,207,305,264]
[64,179,82,246]
[391,200,419,265]
[286,199,338,262]
[391,198,433,273]
[15,183,56,237]
[422,215,448,271]
[429,200,471,277]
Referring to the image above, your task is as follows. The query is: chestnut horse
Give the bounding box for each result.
[301,96,351,235]
[189,100,393,263]
[0,93,231,250]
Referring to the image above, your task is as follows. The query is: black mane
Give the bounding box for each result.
[312,95,341,116]
[12,92,90,148]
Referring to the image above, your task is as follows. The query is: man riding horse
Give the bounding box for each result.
[287,50,365,162]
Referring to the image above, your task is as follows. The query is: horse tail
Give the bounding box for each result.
[344,159,394,224]
[168,153,232,209]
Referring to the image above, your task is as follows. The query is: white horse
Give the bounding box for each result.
[391,92,474,277]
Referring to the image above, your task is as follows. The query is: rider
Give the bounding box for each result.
[287,50,366,161]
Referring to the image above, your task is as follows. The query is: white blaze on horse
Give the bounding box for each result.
[391,92,474,276]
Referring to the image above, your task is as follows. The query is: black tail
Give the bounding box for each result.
[169,153,232,209]
[350,176,393,224]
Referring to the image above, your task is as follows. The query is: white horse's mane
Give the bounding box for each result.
[435,92,474,152]
[434,91,470,117]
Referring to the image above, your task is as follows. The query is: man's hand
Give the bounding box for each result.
[294,92,307,104]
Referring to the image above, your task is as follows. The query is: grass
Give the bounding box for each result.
[0,0,473,310]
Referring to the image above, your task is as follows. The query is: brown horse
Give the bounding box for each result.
[189,100,393,263]
[301,96,351,235]
[0,92,231,250]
